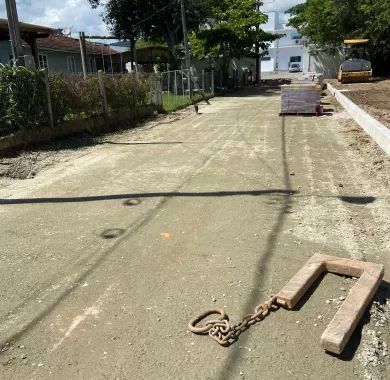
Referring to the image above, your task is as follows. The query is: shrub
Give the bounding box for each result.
[103,74,151,112]
[0,67,154,138]
[0,65,48,135]
[49,74,102,123]
[50,73,152,121]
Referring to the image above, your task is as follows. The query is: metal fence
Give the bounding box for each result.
[160,69,216,111]
[0,66,220,139]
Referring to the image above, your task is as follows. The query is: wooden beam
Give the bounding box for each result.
[23,35,39,68]
[276,253,384,355]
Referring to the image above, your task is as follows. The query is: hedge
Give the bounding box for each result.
[0,65,153,137]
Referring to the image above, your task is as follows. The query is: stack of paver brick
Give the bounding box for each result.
[280,83,322,115]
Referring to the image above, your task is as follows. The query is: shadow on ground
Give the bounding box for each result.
[216,116,293,380]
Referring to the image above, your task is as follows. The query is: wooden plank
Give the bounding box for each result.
[276,253,384,354]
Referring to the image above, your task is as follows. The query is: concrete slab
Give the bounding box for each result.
[327,82,390,155]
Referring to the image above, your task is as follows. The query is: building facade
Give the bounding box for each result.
[260,10,305,72]
[0,19,125,74]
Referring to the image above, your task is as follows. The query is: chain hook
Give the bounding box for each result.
[188,308,227,334]
[188,296,278,346]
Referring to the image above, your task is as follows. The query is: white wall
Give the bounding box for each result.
[303,47,343,78]
[261,11,304,72]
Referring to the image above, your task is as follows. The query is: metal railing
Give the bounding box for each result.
[160,69,216,111]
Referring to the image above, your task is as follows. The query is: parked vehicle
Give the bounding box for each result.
[289,62,302,72]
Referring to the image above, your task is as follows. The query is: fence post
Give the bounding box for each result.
[181,71,185,97]
[202,69,205,92]
[98,70,108,116]
[41,68,54,128]
[211,70,214,95]
[174,70,178,96]
[152,75,163,107]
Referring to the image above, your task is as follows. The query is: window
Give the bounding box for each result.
[38,54,48,69]
[67,56,77,73]
[290,56,302,63]
[88,57,96,73]
[291,33,302,40]
[261,56,271,61]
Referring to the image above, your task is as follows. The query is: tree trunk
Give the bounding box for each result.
[130,37,135,72]
[255,42,260,82]
[162,24,179,69]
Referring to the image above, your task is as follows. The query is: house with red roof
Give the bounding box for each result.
[0,19,127,73]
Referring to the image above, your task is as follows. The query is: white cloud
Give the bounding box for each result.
[262,0,306,12]
[1,1,306,36]
[0,0,108,36]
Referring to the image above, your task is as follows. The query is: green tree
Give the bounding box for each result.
[89,0,212,66]
[189,0,277,81]
[288,0,390,74]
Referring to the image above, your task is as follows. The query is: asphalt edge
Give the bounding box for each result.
[327,82,390,155]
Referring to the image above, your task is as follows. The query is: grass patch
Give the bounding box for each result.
[162,92,213,112]
[162,93,191,112]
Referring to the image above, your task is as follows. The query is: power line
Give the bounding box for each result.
[132,0,178,29]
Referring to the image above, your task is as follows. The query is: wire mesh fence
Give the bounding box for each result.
[0,65,219,140]
[160,69,216,112]
[49,73,103,124]
[0,66,156,139]
[161,69,190,112]
[49,72,155,124]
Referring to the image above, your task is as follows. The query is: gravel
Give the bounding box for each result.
[357,287,390,380]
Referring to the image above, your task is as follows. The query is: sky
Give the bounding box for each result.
[0,0,108,36]
[0,0,307,38]
[262,0,305,13]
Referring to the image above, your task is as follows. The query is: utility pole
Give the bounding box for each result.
[78,32,88,79]
[255,2,261,83]
[5,0,24,66]
[180,0,192,98]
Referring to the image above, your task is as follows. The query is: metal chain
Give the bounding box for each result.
[188,295,279,346]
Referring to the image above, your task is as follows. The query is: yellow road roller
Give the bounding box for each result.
[337,39,372,84]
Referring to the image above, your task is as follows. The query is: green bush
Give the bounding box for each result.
[103,74,151,112]
[50,73,152,121]
[0,67,153,137]
[0,65,48,134]
[49,74,102,123]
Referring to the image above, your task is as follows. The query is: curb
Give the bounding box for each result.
[0,105,157,155]
[327,82,390,155]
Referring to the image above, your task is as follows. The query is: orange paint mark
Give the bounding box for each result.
[160,232,171,240]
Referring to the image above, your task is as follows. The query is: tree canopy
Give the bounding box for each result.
[89,0,277,73]
[88,0,211,50]
[189,0,276,66]
[288,0,390,74]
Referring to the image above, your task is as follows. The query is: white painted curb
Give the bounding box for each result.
[327,82,390,155]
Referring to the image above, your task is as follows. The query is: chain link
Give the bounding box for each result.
[188,296,279,346]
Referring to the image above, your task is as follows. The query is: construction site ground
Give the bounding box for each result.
[0,85,389,380]
[328,78,390,129]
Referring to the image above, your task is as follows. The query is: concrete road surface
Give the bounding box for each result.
[0,86,389,380]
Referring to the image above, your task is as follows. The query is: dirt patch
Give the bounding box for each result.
[327,79,390,129]
[0,108,192,187]
[324,91,390,188]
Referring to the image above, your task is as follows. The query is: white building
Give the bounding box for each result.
[261,4,305,72]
